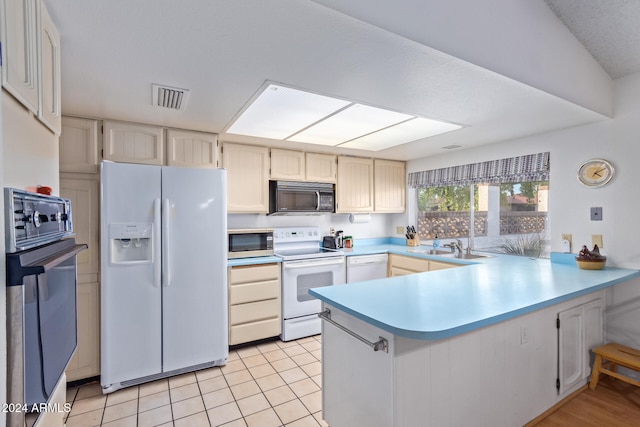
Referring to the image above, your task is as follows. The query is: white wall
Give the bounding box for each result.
[407,71,640,359]
[228,212,405,240]
[2,95,60,195]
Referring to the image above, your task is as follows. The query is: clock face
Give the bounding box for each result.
[578,159,614,187]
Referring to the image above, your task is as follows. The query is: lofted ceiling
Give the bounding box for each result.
[41,0,631,161]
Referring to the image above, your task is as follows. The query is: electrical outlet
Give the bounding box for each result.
[592,234,603,248]
[396,226,405,235]
[561,234,572,245]
[329,227,335,236]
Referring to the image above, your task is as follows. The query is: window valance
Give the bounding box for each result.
[408,152,550,188]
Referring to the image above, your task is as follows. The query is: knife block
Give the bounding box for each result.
[406,237,420,246]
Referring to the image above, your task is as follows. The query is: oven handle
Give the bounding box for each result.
[283,258,345,269]
[6,242,88,286]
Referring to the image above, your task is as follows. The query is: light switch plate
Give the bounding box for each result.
[590,207,603,221]
[592,234,603,248]
[396,226,405,234]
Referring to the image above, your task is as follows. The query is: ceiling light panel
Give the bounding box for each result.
[226,84,350,139]
[339,118,462,151]
[288,104,412,146]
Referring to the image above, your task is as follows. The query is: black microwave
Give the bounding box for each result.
[228,228,274,259]
[269,181,335,215]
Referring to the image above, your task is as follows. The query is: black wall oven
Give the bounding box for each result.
[4,188,87,426]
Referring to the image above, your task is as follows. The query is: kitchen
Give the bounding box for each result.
[2,0,640,426]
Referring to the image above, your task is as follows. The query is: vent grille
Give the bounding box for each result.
[152,84,190,110]
[441,144,462,150]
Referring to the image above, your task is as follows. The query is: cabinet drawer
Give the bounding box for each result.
[229,263,280,285]
[229,279,280,305]
[229,318,281,346]
[230,299,280,326]
[429,260,459,271]
[389,255,429,273]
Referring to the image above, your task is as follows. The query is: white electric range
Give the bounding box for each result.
[273,227,346,341]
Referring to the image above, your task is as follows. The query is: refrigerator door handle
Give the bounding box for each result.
[163,198,171,287]
[153,199,162,288]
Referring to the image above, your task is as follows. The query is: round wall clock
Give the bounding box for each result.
[577,158,615,188]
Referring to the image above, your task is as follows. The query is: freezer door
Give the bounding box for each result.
[100,162,163,387]
[161,167,228,372]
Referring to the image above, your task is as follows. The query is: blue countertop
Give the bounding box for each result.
[310,243,640,340]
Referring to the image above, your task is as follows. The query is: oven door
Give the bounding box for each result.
[281,256,346,319]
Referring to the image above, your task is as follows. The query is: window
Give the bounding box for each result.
[409,152,550,258]
[416,182,549,257]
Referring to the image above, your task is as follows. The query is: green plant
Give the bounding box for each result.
[498,234,547,258]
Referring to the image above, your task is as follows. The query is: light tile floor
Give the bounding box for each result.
[66,335,328,427]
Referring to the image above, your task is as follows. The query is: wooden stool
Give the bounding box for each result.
[589,343,640,390]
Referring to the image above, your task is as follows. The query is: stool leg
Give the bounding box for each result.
[589,354,603,390]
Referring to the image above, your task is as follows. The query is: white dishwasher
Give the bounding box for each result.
[346,253,388,283]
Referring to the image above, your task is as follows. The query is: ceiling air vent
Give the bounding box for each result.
[441,144,462,150]
[152,84,190,110]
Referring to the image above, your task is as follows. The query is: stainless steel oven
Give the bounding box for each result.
[4,188,87,427]
[274,227,345,341]
[228,228,274,259]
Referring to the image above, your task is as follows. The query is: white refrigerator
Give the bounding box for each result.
[100,162,228,393]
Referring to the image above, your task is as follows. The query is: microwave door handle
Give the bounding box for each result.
[316,191,320,211]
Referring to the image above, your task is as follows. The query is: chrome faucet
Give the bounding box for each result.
[453,239,463,258]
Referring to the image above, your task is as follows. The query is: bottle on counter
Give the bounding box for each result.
[433,234,440,249]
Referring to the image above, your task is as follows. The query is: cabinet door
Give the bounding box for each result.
[166,129,218,168]
[1,0,39,113]
[270,148,305,181]
[336,156,374,213]
[60,177,100,283]
[429,260,458,271]
[37,2,61,135]
[558,305,583,394]
[103,120,164,165]
[66,282,100,381]
[59,117,99,173]
[583,299,604,375]
[374,159,405,212]
[306,152,336,183]
[222,143,269,213]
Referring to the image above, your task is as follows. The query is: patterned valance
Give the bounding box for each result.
[408,152,550,188]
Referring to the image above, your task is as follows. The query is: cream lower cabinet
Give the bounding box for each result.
[66,282,100,381]
[103,120,164,165]
[374,159,405,213]
[336,156,374,213]
[557,298,604,394]
[228,263,281,345]
[223,143,270,213]
[60,175,101,380]
[388,254,459,277]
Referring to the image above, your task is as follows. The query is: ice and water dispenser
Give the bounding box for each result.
[109,223,153,264]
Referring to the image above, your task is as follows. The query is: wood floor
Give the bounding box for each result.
[536,377,640,426]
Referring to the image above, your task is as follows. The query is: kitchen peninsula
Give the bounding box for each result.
[310,252,640,427]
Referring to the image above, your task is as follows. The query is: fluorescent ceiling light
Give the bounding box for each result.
[225,83,463,150]
[339,118,462,151]
[227,84,349,139]
[288,104,412,146]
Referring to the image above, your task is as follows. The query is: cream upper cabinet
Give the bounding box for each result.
[336,156,374,213]
[103,120,164,165]
[374,159,406,213]
[1,0,39,113]
[59,117,100,173]
[37,2,61,135]
[166,129,218,169]
[222,143,270,213]
[270,148,305,181]
[306,152,337,183]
